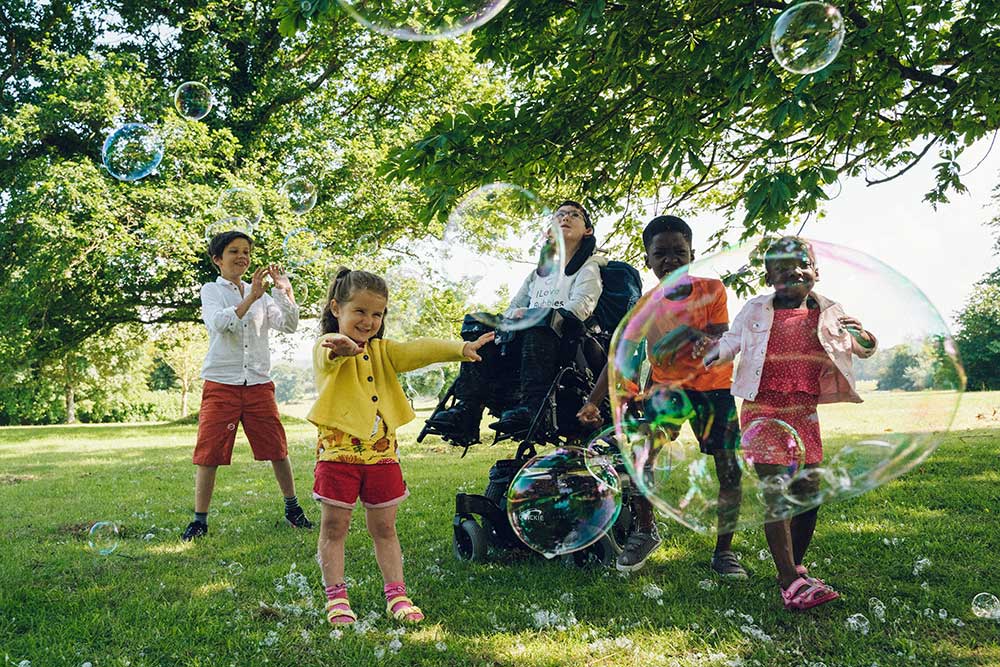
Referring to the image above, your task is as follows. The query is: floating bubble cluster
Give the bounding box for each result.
[87,521,120,555]
[173,81,213,120]
[771,2,846,74]
[335,0,510,41]
[447,183,564,333]
[281,177,318,215]
[609,237,963,534]
[507,447,621,558]
[102,124,164,181]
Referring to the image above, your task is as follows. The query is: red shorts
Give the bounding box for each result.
[313,461,409,509]
[193,381,288,465]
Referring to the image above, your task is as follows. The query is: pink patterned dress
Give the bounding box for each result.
[740,308,831,466]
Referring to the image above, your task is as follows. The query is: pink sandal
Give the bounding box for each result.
[781,576,839,611]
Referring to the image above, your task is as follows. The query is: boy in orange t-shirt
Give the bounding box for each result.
[578,216,744,578]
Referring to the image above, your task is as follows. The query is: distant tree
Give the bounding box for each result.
[272,364,313,404]
[148,359,178,391]
[954,278,1000,391]
[877,345,919,391]
[155,323,208,417]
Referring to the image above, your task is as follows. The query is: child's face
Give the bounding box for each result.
[213,238,252,278]
[765,248,818,301]
[645,231,693,281]
[331,289,387,344]
[553,204,592,246]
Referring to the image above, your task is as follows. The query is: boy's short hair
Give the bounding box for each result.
[763,235,816,273]
[642,215,692,250]
[557,199,592,229]
[208,230,254,262]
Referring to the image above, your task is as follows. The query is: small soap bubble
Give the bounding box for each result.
[282,227,324,268]
[102,123,164,182]
[869,597,886,622]
[402,365,446,406]
[280,177,318,215]
[87,521,120,555]
[217,187,263,225]
[205,216,254,242]
[972,592,1000,619]
[228,562,244,576]
[845,613,870,635]
[173,81,213,120]
[770,2,846,74]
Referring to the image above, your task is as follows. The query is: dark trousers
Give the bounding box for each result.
[451,316,562,412]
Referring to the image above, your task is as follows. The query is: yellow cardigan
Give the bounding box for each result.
[307,335,467,437]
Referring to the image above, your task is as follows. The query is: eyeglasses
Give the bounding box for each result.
[554,209,584,220]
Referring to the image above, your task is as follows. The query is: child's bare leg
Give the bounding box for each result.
[791,508,819,566]
[194,464,218,513]
[270,457,296,497]
[318,504,352,585]
[365,505,404,583]
[756,463,799,588]
[787,466,821,566]
[713,451,742,552]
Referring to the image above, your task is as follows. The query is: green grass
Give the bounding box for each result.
[2,392,999,666]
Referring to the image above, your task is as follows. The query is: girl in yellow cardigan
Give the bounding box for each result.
[308,268,493,626]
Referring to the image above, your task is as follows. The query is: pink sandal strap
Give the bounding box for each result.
[781,576,839,611]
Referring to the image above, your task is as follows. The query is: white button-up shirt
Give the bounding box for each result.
[200,276,299,385]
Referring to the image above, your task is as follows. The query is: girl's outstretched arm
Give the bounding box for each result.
[838,315,877,357]
[462,332,495,361]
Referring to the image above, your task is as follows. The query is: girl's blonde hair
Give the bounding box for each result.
[320,267,389,336]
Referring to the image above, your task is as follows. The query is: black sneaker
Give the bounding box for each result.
[710,549,749,580]
[616,530,661,572]
[494,406,533,432]
[182,521,208,542]
[285,507,314,529]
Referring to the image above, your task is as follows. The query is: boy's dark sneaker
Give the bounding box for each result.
[710,550,749,580]
[182,521,208,542]
[285,507,314,529]
[616,530,661,572]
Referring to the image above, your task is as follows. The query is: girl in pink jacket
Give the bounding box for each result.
[705,236,877,611]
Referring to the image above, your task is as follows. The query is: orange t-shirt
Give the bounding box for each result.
[622,276,734,391]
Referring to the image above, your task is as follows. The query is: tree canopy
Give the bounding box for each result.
[0,0,496,378]
[378,0,1000,252]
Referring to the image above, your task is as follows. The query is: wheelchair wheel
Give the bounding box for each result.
[453,517,488,562]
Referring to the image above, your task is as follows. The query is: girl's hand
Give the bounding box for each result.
[321,334,364,358]
[702,346,721,368]
[691,333,714,359]
[462,332,495,361]
[839,315,874,347]
[576,401,602,428]
[268,264,292,296]
[248,267,269,301]
[509,308,527,320]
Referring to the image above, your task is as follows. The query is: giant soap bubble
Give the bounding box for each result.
[447,183,565,333]
[335,0,509,41]
[217,187,263,226]
[102,123,164,182]
[507,447,621,558]
[609,237,963,534]
[771,2,846,74]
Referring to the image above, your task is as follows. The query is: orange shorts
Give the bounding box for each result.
[193,380,288,466]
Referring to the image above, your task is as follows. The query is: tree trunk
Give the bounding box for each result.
[180,382,189,418]
[65,383,76,424]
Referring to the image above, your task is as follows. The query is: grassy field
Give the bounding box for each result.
[1,391,999,666]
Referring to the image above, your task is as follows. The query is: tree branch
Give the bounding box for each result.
[864,137,937,186]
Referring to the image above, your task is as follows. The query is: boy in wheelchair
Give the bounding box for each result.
[425,200,611,444]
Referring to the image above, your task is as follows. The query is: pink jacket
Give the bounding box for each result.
[716,292,877,404]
